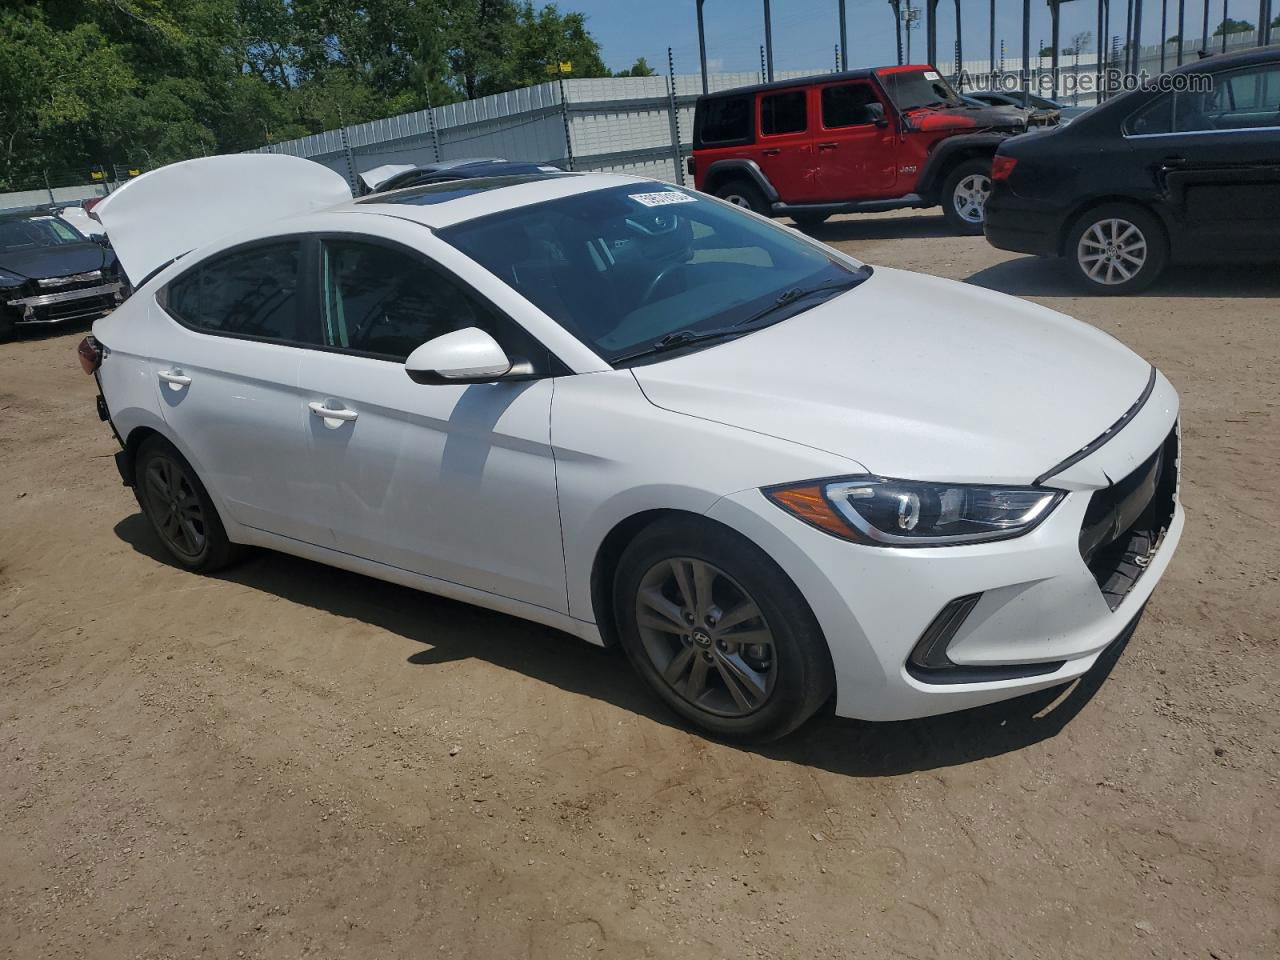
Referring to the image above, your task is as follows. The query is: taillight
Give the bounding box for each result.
[77,335,102,375]
[686,156,696,176]
[990,155,1018,182]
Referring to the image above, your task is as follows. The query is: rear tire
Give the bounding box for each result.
[940,157,993,235]
[613,516,834,743]
[712,178,770,216]
[133,435,243,572]
[0,310,16,342]
[1064,202,1168,294]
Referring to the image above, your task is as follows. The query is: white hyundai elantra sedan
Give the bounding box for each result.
[80,155,1183,742]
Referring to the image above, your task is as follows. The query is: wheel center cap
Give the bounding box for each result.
[691,629,713,649]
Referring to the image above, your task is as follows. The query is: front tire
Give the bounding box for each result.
[940,158,992,235]
[613,516,834,742]
[133,436,242,572]
[712,178,770,216]
[1065,202,1168,294]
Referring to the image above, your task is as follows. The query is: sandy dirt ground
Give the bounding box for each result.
[2,212,1278,960]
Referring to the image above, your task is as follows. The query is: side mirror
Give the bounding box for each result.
[866,102,889,127]
[405,327,512,385]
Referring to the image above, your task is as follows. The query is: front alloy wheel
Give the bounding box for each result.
[940,158,994,235]
[613,516,834,742]
[635,557,776,717]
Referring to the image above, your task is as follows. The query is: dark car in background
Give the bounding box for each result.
[966,90,1090,125]
[985,47,1280,293]
[0,210,124,339]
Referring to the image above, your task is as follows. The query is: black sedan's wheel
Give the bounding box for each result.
[940,158,992,235]
[613,516,834,742]
[1065,203,1168,294]
[134,436,242,572]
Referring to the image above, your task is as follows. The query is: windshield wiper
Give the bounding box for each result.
[610,327,746,365]
[732,276,863,329]
[610,274,866,367]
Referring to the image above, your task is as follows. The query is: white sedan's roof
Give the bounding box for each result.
[339,171,650,229]
[94,153,663,283]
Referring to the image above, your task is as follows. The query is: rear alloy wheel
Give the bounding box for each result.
[941,158,993,235]
[713,179,769,216]
[613,516,833,742]
[1066,203,1168,294]
[134,436,243,572]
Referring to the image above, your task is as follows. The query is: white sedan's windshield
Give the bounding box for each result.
[438,184,866,363]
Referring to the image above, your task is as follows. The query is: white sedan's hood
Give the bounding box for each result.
[631,267,1152,486]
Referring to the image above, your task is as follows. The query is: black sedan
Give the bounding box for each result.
[984,47,1280,293]
[0,210,124,339]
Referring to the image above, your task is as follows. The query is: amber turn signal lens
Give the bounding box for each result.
[763,484,857,541]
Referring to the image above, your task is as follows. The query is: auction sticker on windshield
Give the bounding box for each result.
[924,71,941,81]
[629,191,697,207]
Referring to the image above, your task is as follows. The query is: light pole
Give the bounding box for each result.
[1023,0,1031,108]
[696,0,708,94]
[1176,0,1185,64]
[763,0,774,81]
[839,0,848,69]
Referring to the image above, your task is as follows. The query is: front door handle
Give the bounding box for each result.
[309,401,359,427]
[158,369,191,390]
[761,148,781,156]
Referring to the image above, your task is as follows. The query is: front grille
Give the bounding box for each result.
[1079,424,1179,610]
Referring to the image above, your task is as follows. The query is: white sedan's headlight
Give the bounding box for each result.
[764,476,1063,547]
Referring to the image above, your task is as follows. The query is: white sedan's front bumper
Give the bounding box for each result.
[705,428,1183,722]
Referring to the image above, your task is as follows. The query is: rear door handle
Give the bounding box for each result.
[158,369,191,389]
[818,142,838,149]
[309,401,359,426]
[761,148,781,156]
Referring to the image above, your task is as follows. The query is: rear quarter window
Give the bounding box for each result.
[697,95,753,146]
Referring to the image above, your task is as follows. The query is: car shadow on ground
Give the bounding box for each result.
[967,255,1280,299]
[115,513,1134,778]
[794,213,956,243]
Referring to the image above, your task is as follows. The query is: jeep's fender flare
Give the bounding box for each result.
[700,159,780,204]
[916,132,1010,199]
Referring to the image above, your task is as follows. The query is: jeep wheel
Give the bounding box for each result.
[941,158,992,235]
[713,179,769,216]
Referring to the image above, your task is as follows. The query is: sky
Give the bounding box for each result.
[570,0,1259,76]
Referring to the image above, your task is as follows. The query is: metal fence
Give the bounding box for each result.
[2,28,1274,211]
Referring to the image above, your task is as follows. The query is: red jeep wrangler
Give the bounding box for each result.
[690,65,1029,234]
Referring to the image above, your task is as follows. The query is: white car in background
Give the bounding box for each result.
[80,155,1183,741]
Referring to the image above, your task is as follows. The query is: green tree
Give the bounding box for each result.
[615,56,656,77]
[1212,18,1254,36]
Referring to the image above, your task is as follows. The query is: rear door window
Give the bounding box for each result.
[760,90,808,135]
[699,96,752,144]
[164,241,306,342]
